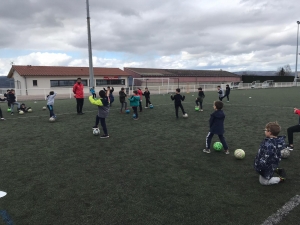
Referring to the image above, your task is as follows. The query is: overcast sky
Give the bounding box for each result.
[0,0,299,75]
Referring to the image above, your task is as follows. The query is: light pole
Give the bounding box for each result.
[86,0,94,88]
[295,21,300,86]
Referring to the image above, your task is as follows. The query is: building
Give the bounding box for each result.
[7,65,130,99]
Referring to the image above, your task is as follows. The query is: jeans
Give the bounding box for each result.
[205,132,228,150]
[76,98,84,113]
[120,102,127,111]
[287,124,300,145]
[47,105,55,117]
[175,104,185,118]
[139,100,142,112]
[132,107,138,118]
[92,93,96,98]
[95,116,108,135]
[221,94,230,101]
[10,102,20,113]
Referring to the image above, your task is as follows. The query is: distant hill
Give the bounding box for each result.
[0,76,14,88]
[233,71,278,76]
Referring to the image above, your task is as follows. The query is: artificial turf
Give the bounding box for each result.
[0,87,300,225]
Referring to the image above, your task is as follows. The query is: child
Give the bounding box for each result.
[119,87,127,113]
[217,86,224,101]
[195,87,205,111]
[89,89,110,138]
[7,89,20,115]
[286,107,300,150]
[0,106,5,120]
[46,91,57,118]
[90,86,96,98]
[171,88,187,118]
[103,86,114,106]
[143,88,152,108]
[19,103,32,113]
[221,84,230,102]
[4,89,11,109]
[128,90,140,120]
[137,88,143,112]
[203,101,229,154]
[254,122,286,185]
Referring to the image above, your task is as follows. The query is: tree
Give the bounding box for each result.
[276,64,292,76]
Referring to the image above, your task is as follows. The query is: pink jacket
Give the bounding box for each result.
[137,89,143,100]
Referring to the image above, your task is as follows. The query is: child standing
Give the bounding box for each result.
[46,91,57,118]
[90,86,96,98]
[254,122,286,185]
[119,87,127,113]
[4,89,11,109]
[128,90,140,120]
[7,89,20,115]
[137,88,143,112]
[195,87,205,111]
[143,88,152,108]
[217,86,224,101]
[221,84,230,102]
[103,87,114,106]
[89,89,110,138]
[203,101,229,154]
[171,88,187,118]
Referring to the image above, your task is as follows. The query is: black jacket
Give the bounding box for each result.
[171,94,185,105]
[225,86,230,95]
[143,91,150,99]
[119,91,127,103]
[209,110,225,135]
[7,92,15,103]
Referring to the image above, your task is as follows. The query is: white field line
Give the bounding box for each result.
[261,195,300,225]
[1,101,293,121]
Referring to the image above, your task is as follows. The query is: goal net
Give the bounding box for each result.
[131,78,170,94]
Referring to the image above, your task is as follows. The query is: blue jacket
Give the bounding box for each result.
[209,110,225,135]
[128,95,140,107]
[254,136,286,179]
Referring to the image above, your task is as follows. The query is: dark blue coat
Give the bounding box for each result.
[209,110,225,135]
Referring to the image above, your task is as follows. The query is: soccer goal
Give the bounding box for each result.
[131,78,170,94]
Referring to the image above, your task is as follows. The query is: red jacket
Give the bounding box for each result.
[137,89,143,100]
[73,82,84,99]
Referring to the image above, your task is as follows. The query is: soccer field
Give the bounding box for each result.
[0,87,300,225]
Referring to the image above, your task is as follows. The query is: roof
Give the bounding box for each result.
[7,65,130,78]
[125,67,239,77]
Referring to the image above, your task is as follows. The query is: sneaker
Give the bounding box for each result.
[53,115,57,119]
[11,113,13,115]
[286,145,294,151]
[145,107,148,108]
[224,150,230,154]
[134,118,139,120]
[100,134,109,138]
[275,168,286,179]
[227,101,229,102]
[200,109,203,112]
[279,177,285,183]
[92,126,99,129]
[0,118,5,120]
[203,149,211,153]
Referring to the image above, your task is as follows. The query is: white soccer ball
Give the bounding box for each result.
[49,117,55,122]
[183,113,188,118]
[93,128,100,136]
[43,106,46,110]
[249,97,252,98]
[28,109,32,112]
[281,148,290,159]
[234,149,245,159]
[19,110,24,115]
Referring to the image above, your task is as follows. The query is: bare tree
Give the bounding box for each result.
[276,64,292,76]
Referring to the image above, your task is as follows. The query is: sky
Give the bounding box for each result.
[0,0,299,75]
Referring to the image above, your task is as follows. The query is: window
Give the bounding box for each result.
[33,80,37,86]
[96,79,125,86]
[50,80,87,87]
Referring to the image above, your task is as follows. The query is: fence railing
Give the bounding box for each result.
[0,82,299,101]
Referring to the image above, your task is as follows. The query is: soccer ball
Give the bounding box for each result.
[195,106,199,111]
[42,106,46,110]
[133,113,136,119]
[234,149,245,159]
[149,104,154,109]
[93,128,100,136]
[7,108,11,112]
[28,109,32,112]
[49,117,55,122]
[281,148,290,159]
[183,113,188,118]
[19,110,24,115]
[213,142,223,151]
[125,109,130,114]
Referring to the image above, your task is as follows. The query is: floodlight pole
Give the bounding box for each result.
[86,0,94,87]
[146,79,148,88]
[295,21,300,86]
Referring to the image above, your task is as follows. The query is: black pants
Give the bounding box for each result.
[219,97,223,101]
[47,105,55,117]
[132,106,138,118]
[92,93,96,98]
[287,124,300,145]
[146,98,152,107]
[95,116,108,135]
[195,100,203,109]
[120,102,127,111]
[0,107,3,118]
[8,101,11,108]
[76,98,84,113]
[175,104,185,118]
[139,100,142,112]
[206,132,228,150]
[221,94,229,101]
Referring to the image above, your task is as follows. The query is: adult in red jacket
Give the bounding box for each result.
[73,78,84,114]
[137,88,143,112]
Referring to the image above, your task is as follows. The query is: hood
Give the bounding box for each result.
[213,110,225,119]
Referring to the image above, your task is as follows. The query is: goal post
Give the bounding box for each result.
[131,78,170,94]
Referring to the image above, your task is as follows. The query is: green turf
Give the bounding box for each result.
[0,87,300,225]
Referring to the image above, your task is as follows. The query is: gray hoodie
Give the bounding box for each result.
[47,93,57,105]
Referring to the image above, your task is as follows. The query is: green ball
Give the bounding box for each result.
[195,106,199,111]
[7,108,11,112]
[213,142,223,151]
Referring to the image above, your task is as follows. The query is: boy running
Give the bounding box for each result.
[221,84,230,102]
[171,88,187,118]
[46,91,57,118]
[143,88,152,108]
[195,87,205,111]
